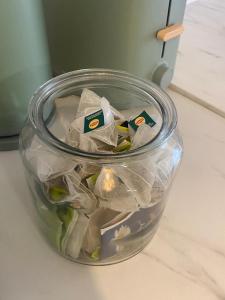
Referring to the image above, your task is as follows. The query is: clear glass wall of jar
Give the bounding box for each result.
[19,69,183,265]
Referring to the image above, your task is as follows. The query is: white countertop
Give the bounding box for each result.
[1,90,225,300]
[172,0,225,117]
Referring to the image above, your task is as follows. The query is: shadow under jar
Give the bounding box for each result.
[19,69,183,265]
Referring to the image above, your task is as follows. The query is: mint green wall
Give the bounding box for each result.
[0,0,51,137]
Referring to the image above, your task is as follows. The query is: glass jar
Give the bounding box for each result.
[19,69,183,265]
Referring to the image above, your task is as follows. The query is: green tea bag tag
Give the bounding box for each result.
[84,110,105,133]
[129,111,156,131]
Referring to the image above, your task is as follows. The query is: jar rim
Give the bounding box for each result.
[29,69,177,162]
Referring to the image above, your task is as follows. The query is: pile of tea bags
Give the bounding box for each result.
[64,89,162,153]
[26,89,181,262]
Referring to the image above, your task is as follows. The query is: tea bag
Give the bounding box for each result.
[94,168,138,212]
[57,206,79,254]
[110,106,126,126]
[94,163,155,212]
[117,105,161,150]
[35,193,64,251]
[44,174,73,203]
[86,172,100,191]
[122,105,162,127]
[82,218,101,259]
[75,163,101,181]
[43,171,97,214]
[113,138,131,153]
[113,162,156,208]
[116,122,130,141]
[126,108,162,150]
[57,207,90,259]
[99,196,139,213]
[66,213,90,259]
[26,136,77,182]
[82,208,129,260]
[67,122,118,152]
[77,89,125,125]
[57,206,92,259]
[131,124,157,150]
[53,95,80,136]
[153,136,183,190]
[66,89,125,153]
[69,181,98,214]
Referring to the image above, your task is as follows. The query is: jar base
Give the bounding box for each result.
[60,230,158,266]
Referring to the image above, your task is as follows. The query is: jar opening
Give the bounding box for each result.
[29,69,177,161]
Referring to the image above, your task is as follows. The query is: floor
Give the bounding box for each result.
[172,0,225,117]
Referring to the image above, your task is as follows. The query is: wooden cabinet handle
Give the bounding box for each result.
[157,24,184,42]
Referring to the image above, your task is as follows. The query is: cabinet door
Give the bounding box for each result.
[156,0,186,87]
[43,0,170,78]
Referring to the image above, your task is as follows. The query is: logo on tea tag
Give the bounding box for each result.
[135,116,145,127]
[89,119,100,129]
[129,111,156,131]
[84,110,105,133]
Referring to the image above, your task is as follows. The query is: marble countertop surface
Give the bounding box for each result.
[172,0,225,117]
[1,90,225,300]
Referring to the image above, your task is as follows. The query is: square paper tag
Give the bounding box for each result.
[129,110,156,131]
[84,110,105,133]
